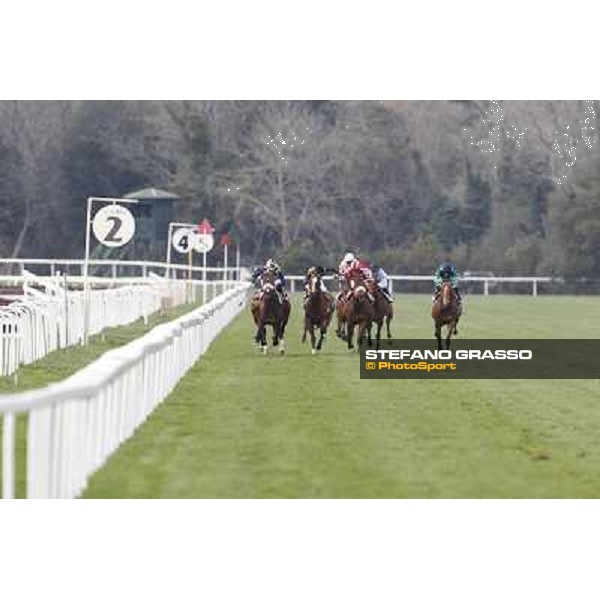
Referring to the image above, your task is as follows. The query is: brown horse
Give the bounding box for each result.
[367,281,393,349]
[251,273,291,354]
[431,281,460,350]
[335,273,350,340]
[343,273,374,351]
[302,271,335,354]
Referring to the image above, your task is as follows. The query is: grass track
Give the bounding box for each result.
[83,294,600,498]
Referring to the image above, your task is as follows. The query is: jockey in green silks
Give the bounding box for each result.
[433,262,462,305]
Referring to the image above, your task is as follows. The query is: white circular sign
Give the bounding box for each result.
[172,228,198,254]
[92,205,135,248]
[194,233,214,253]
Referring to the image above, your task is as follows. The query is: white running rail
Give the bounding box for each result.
[0,258,241,283]
[0,275,219,378]
[285,275,557,297]
[0,282,250,499]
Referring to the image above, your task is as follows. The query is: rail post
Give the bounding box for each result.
[484,280,489,296]
[532,280,538,297]
[2,412,16,499]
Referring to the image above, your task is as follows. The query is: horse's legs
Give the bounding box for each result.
[386,315,392,344]
[316,324,326,351]
[258,323,268,353]
[445,324,453,350]
[279,317,288,354]
[375,320,382,351]
[255,320,263,344]
[358,322,370,352]
[336,311,345,339]
[279,317,288,340]
[256,323,264,346]
[435,323,442,351]
[309,321,317,353]
[279,330,286,354]
[454,316,460,335]
[445,334,452,350]
[347,319,355,350]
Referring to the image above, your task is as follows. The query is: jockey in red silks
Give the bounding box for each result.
[337,252,375,301]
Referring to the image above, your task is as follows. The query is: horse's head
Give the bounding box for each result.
[441,281,453,307]
[262,270,277,285]
[261,281,277,298]
[307,273,322,295]
[349,273,366,291]
[353,284,368,301]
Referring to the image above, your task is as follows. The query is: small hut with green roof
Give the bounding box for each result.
[123,187,180,260]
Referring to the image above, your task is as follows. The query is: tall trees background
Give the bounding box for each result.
[0,99,597,274]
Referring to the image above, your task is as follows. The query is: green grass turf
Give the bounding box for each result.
[0,301,201,498]
[81,294,600,498]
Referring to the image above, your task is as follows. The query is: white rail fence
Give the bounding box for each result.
[0,258,243,285]
[0,283,158,379]
[0,272,231,379]
[285,275,556,296]
[0,282,250,499]
[0,258,555,296]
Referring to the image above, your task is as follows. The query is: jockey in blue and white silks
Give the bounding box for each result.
[371,264,393,303]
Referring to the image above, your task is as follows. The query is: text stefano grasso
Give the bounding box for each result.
[364,349,533,360]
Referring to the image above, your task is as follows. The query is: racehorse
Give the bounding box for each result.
[342,273,374,351]
[335,273,350,340]
[251,272,291,354]
[431,281,460,350]
[302,271,335,354]
[367,280,393,350]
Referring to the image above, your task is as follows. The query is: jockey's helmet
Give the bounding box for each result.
[343,252,356,264]
[440,262,454,276]
[265,258,278,271]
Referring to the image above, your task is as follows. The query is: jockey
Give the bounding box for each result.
[251,259,287,303]
[338,252,374,301]
[304,265,329,292]
[433,261,462,304]
[264,258,287,303]
[303,265,329,305]
[338,252,358,278]
[371,264,393,303]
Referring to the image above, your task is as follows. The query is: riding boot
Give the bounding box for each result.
[382,289,393,303]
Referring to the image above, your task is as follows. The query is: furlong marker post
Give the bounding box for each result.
[83,197,138,345]
[167,222,197,280]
